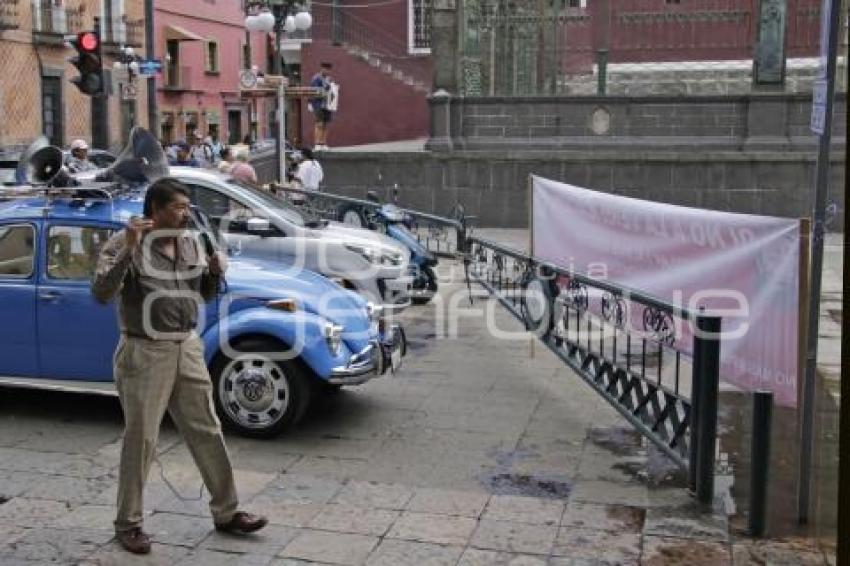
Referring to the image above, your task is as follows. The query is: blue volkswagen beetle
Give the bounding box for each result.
[0,188,406,437]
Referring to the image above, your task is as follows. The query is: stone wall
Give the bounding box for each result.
[255,92,846,230]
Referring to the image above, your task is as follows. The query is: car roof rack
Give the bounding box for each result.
[0,181,140,202]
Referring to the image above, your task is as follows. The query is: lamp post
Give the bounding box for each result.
[245,0,312,183]
[113,46,142,133]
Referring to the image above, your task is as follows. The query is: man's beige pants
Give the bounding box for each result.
[113,334,238,532]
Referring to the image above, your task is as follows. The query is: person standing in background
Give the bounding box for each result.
[309,62,336,150]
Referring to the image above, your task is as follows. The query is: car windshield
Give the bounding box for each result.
[226,180,306,227]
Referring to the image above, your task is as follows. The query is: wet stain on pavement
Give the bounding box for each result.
[483,472,573,499]
[0,496,8,505]
[587,426,643,456]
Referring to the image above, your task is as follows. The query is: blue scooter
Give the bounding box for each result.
[339,190,438,305]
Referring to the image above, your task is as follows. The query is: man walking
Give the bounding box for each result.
[309,62,336,150]
[92,178,267,555]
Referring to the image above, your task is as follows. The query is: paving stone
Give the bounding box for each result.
[258,474,345,504]
[0,527,112,563]
[176,548,274,566]
[732,539,828,565]
[406,487,490,518]
[643,505,729,542]
[247,498,325,528]
[51,504,116,531]
[365,539,465,566]
[280,530,379,565]
[308,504,400,536]
[199,524,298,556]
[25,474,114,504]
[568,480,649,508]
[482,494,566,526]
[81,540,192,565]
[332,480,415,510]
[0,471,55,499]
[469,519,557,555]
[0,520,29,546]
[641,535,731,566]
[145,512,215,547]
[0,496,73,527]
[457,547,548,565]
[560,501,645,532]
[387,511,477,545]
[551,526,641,563]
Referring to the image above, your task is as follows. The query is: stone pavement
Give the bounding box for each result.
[0,233,838,565]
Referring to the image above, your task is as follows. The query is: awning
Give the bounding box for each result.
[164,24,204,42]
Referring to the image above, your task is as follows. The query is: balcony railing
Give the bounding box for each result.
[0,0,21,30]
[102,15,144,48]
[32,0,66,36]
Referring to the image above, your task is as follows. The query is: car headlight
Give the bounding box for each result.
[323,323,344,356]
[345,244,378,263]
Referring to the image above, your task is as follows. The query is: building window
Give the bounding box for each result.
[41,75,63,147]
[165,40,180,86]
[567,0,587,7]
[206,40,220,74]
[408,0,431,54]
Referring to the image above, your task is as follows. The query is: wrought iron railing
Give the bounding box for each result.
[466,236,721,503]
[267,185,471,258]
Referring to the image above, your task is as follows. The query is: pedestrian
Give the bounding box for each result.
[190,133,215,167]
[229,151,258,184]
[65,139,97,173]
[91,178,268,555]
[309,62,337,150]
[218,147,234,174]
[293,147,323,192]
[168,140,200,167]
[207,130,224,165]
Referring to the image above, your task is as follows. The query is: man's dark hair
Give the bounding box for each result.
[301,148,314,160]
[143,177,190,217]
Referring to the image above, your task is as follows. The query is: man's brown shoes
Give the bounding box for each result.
[116,527,152,554]
[214,511,269,534]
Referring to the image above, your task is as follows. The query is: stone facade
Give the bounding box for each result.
[0,0,149,153]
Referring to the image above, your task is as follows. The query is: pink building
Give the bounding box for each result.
[154,0,272,146]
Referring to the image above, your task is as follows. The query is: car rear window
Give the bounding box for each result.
[0,224,35,278]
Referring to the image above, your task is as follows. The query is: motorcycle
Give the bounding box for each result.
[339,189,438,305]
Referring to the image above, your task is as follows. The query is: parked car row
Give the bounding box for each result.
[0,129,414,437]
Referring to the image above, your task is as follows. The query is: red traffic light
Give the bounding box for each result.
[78,32,98,52]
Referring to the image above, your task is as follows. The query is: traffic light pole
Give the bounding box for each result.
[144,0,157,133]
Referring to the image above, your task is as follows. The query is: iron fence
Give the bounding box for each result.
[459,0,845,96]
[267,184,471,258]
[466,236,721,503]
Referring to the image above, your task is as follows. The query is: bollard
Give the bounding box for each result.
[749,390,773,537]
[596,49,609,96]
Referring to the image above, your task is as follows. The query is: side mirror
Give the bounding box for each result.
[366,191,380,203]
[245,217,273,235]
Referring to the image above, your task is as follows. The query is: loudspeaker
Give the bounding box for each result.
[22,146,77,188]
[98,126,169,184]
[14,136,49,185]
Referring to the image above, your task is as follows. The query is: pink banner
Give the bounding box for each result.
[532,176,801,407]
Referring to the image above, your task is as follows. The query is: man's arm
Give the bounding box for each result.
[91,231,132,304]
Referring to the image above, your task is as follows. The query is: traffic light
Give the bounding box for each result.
[69,31,104,96]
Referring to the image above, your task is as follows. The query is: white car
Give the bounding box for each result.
[171,167,413,310]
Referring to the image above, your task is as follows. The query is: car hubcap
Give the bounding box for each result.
[342,210,363,227]
[219,357,289,430]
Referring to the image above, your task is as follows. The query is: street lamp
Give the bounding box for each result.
[244,0,312,183]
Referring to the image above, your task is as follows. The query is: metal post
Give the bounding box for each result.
[749,391,773,537]
[798,0,842,524]
[689,329,703,493]
[596,49,608,95]
[694,315,721,505]
[278,81,286,183]
[273,7,284,183]
[331,0,341,45]
[839,109,849,566]
[144,0,156,133]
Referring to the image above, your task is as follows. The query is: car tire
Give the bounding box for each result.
[411,265,438,305]
[210,338,312,438]
[339,205,367,228]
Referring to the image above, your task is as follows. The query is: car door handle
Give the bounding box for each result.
[38,291,61,301]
